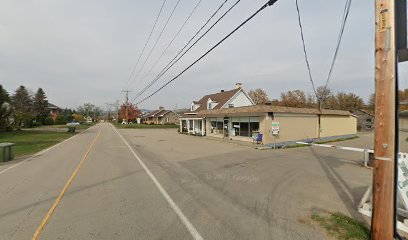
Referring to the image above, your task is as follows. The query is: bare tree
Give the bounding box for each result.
[248,88,269,105]
[368,93,375,110]
[279,90,307,108]
[336,92,364,111]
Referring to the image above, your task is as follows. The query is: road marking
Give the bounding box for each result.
[0,126,94,175]
[112,125,204,240]
[31,130,101,240]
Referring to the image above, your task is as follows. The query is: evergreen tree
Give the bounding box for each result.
[0,85,12,130]
[12,86,34,129]
[33,88,49,124]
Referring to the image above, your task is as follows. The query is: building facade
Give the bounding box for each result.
[180,83,254,135]
[181,105,357,146]
[48,103,60,121]
[352,109,375,131]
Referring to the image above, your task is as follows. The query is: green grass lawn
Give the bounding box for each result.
[311,212,370,240]
[0,130,76,158]
[115,123,179,129]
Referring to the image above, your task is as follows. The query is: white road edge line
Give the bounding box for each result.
[112,124,204,240]
[0,126,93,175]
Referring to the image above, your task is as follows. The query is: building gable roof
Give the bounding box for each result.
[188,88,241,113]
[354,109,374,117]
[48,103,60,109]
[143,109,182,118]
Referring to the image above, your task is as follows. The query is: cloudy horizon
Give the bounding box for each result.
[1,0,407,110]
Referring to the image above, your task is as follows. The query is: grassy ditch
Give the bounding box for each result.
[0,130,75,158]
[311,212,370,240]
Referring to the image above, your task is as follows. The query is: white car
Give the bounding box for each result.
[66,122,80,127]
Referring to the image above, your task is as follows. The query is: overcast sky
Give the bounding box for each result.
[1,0,407,110]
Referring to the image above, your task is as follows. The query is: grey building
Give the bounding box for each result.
[352,109,375,131]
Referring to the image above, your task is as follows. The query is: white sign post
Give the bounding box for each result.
[271,122,279,149]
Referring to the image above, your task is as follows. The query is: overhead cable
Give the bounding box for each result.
[295,0,317,96]
[124,0,167,89]
[130,0,183,87]
[134,0,203,89]
[324,0,352,89]
[131,0,239,102]
[135,0,280,105]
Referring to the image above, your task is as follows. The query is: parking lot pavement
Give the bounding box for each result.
[120,128,372,239]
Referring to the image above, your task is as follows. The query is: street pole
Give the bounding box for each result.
[116,99,119,124]
[122,90,132,125]
[371,0,397,239]
[105,103,112,122]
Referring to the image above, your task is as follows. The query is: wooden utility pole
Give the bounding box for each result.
[371,0,397,239]
[115,99,119,124]
[122,90,132,124]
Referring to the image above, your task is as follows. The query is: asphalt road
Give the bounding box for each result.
[0,123,375,240]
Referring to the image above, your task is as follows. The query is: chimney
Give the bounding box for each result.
[159,106,164,110]
[235,83,242,89]
[220,90,225,92]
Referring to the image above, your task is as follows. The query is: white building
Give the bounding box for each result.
[180,83,254,135]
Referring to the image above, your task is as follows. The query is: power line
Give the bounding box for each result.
[294,0,317,96]
[129,0,183,88]
[131,0,231,102]
[135,0,203,89]
[294,0,353,96]
[135,0,280,105]
[131,0,238,102]
[323,0,352,88]
[124,0,167,89]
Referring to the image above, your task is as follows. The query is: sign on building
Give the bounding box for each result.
[272,122,279,135]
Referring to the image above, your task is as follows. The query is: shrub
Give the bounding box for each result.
[55,115,66,125]
[32,121,42,127]
[43,117,54,125]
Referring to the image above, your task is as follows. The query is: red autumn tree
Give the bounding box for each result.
[119,103,141,122]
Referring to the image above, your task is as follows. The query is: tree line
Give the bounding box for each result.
[248,86,408,112]
[0,85,103,130]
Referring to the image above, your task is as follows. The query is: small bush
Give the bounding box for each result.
[55,115,66,125]
[43,117,54,125]
[32,121,42,127]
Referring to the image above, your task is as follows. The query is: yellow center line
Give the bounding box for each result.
[32,130,101,240]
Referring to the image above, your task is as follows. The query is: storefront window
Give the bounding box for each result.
[240,122,249,137]
[250,122,259,136]
[210,118,224,134]
[216,121,223,134]
[211,116,260,137]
